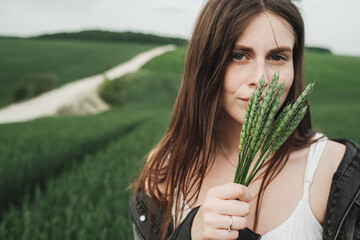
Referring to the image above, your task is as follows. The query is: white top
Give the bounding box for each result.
[261,132,326,240]
[172,132,327,239]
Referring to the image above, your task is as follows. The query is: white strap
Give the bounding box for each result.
[172,189,191,228]
[302,133,327,201]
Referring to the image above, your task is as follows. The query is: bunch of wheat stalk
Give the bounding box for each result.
[233,71,314,186]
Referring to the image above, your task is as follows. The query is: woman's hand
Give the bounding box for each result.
[191,183,252,240]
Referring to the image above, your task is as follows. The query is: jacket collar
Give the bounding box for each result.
[323,138,360,240]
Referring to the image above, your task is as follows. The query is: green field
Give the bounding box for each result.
[0,47,184,239]
[0,38,159,107]
[0,42,359,239]
[305,52,360,141]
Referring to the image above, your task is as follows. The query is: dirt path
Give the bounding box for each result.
[0,45,176,124]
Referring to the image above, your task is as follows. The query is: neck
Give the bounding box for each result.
[218,113,242,165]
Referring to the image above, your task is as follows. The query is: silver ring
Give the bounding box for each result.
[228,215,233,232]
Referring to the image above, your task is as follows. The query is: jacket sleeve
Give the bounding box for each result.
[129,189,198,239]
[322,138,360,240]
[129,190,163,240]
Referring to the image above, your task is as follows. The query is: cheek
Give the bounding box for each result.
[223,69,237,94]
[279,71,294,107]
[222,80,233,95]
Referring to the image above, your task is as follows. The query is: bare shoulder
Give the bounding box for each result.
[315,140,346,182]
[320,140,347,173]
[308,139,346,188]
[310,139,346,223]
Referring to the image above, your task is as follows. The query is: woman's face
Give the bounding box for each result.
[222,12,295,126]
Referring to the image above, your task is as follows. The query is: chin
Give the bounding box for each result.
[225,112,244,127]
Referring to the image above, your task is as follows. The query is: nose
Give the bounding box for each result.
[248,61,271,89]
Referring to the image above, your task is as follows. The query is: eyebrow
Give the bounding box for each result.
[233,45,293,55]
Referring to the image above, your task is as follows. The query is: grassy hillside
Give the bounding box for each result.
[305,52,360,141]
[0,46,358,239]
[33,30,187,45]
[0,38,159,107]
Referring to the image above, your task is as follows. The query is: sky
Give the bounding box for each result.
[1,0,360,56]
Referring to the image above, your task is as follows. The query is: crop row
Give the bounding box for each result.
[0,112,169,239]
[0,109,153,216]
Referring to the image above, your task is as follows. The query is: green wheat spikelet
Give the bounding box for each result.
[233,71,315,186]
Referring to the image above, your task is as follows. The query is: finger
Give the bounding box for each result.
[213,199,250,216]
[218,215,248,231]
[209,183,252,202]
[202,213,247,231]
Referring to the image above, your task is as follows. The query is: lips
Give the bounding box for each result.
[239,95,264,101]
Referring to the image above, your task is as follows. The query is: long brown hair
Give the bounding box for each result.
[134,0,315,238]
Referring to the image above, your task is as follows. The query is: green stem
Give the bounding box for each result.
[236,134,252,183]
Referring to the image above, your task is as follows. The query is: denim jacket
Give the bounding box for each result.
[129,138,360,239]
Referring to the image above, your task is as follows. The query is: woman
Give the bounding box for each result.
[129,0,360,239]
